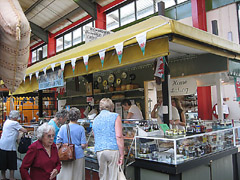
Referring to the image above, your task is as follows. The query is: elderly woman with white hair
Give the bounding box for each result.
[0,110,27,180]
[56,107,87,180]
[92,98,124,180]
[20,123,61,180]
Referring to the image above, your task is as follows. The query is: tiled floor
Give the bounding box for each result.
[0,159,22,180]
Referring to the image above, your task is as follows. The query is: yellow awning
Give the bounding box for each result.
[14,15,240,94]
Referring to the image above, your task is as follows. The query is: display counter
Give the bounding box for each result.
[130,126,240,180]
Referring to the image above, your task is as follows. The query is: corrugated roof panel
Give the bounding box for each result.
[26,4,45,20]
[19,0,38,12]
[31,8,57,28]
[96,0,115,7]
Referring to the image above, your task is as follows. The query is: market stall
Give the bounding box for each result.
[12,15,240,179]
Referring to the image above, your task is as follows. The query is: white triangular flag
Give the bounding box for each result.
[114,42,123,64]
[29,73,32,81]
[23,75,26,83]
[51,63,56,71]
[136,32,147,55]
[83,55,89,71]
[43,67,47,75]
[99,51,105,67]
[71,58,77,73]
[35,71,39,79]
[60,61,65,71]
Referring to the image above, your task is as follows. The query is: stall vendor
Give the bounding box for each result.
[122,99,143,122]
[151,98,183,129]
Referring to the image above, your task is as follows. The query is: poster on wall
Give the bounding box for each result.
[170,77,197,96]
[234,77,240,101]
[39,69,64,90]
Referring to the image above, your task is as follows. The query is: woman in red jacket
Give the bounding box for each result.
[20,123,61,180]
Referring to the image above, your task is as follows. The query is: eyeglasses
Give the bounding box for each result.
[45,134,55,139]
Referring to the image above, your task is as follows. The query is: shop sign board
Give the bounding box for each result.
[39,70,64,90]
[170,77,197,96]
[85,26,112,43]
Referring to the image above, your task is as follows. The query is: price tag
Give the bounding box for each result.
[159,124,169,133]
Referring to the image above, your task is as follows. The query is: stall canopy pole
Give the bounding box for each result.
[216,75,223,120]
[162,56,169,125]
[38,50,43,118]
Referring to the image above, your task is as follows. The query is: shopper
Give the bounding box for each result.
[151,97,180,128]
[172,98,186,128]
[20,123,61,180]
[122,99,143,120]
[56,107,87,180]
[0,110,27,180]
[93,98,124,180]
[48,109,68,143]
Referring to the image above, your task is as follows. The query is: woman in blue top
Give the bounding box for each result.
[56,107,86,180]
[92,98,124,180]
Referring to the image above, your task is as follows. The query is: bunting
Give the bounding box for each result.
[83,55,89,71]
[35,71,39,80]
[71,58,77,73]
[43,67,47,75]
[99,51,105,67]
[114,42,123,64]
[51,63,56,71]
[136,32,147,55]
[60,61,65,71]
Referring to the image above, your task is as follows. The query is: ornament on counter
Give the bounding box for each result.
[43,67,47,75]
[51,63,56,71]
[136,32,147,55]
[114,42,123,64]
[99,50,105,67]
[154,56,166,85]
[71,58,77,73]
[83,55,89,71]
[60,61,65,71]
[35,71,39,80]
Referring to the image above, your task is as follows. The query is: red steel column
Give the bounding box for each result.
[191,0,207,31]
[48,33,56,58]
[28,51,32,67]
[191,0,212,120]
[95,4,106,29]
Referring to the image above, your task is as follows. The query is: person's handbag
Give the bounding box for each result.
[118,165,127,180]
[18,133,31,154]
[58,124,76,161]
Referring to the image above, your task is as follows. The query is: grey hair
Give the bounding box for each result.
[69,107,81,122]
[9,110,20,120]
[99,98,114,112]
[55,109,68,119]
[37,123,55,140]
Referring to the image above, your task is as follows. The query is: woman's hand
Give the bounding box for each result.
[50,168,58,180]
[118,156,124,165]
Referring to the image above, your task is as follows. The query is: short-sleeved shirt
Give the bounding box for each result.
[157,106,180,124]
[128,105,143,120]
[56,124,86,159]
[48,119,59,143]
[0,119,23,151]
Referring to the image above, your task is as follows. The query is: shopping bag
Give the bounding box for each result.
[118,165,127,180]
[18,133,31,154]
[58,124,76,161]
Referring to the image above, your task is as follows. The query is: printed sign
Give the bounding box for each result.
[170,77,197,96]
[39,69,64,90]
[85,26,112,43]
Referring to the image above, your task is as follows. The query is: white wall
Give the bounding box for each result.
[206,3,239,43]
[178,3,239,44]
[211,84,240,120]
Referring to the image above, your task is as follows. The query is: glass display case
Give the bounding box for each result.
[135,128,235,165]
[81,119,137,165]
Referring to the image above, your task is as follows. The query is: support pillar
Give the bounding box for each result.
[28,51,32,67]
[48,33,56,58]
[95,4,106,29]
[197,87,212,120]
[191,0,207,31]
[191,0,212,120]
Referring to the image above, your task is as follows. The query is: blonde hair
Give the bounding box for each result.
[99,98,114,112]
